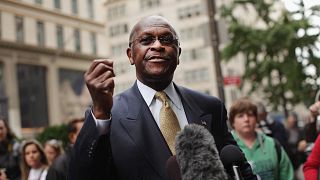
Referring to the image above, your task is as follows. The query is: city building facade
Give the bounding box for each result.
[0,0,106,136]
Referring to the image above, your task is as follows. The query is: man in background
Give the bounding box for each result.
[256,102,288,147]
[46,118,84,180]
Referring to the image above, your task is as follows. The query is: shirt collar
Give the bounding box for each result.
[136,80,182,110]
[231,130,262,150]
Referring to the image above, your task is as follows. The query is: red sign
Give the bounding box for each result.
[224,76,241,86]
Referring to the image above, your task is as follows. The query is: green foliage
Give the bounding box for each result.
[36,124,68,148]
[221,0,320,116]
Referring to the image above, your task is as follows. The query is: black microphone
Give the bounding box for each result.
[166,156,182,180]
[220,145,245,180]
[175,124,228,180]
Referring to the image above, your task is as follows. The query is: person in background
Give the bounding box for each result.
[303,100,320,180]
[44,139,64,165]
[229,98,294,180]
[68,15,256,180]
[46,118,84,180]
[256,102,288,148]
[286,112,304,170]
[303,134,320,180]
[256,102,295,169]
[0,117,21,180]
[21,139,48,180]
[301,100,320,148]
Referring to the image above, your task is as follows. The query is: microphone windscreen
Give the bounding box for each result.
[220,144,245,168]
[175,124,228,180]
[166,156,182,180]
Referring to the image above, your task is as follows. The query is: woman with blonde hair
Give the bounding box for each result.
[20,140,48,180]
[44,139,64,165]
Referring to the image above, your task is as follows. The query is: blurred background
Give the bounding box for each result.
[0,0,319,138]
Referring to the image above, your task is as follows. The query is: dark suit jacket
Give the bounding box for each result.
[69,82,256,180]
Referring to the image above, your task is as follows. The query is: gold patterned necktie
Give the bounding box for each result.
[155,91,181,155]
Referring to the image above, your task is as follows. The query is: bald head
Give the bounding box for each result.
[129,15,178,45]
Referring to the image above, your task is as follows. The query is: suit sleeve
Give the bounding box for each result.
[46,166,64,180]
[68,110,116,180]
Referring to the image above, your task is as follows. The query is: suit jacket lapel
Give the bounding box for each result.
[119,83,170,179]
[175,84,213,131]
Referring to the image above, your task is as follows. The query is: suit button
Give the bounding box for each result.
[88,151,92,158]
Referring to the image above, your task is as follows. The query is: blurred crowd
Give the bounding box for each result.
[1,98,320,180]
[0,117,84,180]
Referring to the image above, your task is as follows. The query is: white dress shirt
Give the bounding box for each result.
[94,80,189,135]
[137,80,188,129]
[28,167,48,180]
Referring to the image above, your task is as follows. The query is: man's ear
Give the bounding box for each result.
[127,47,134,65]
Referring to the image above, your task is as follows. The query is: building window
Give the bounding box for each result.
[184,68,209,83]
[141,0,160,9]
[87,0,94,19]
[108,4,126,20]
[72,0,78,15]
[54,0,61,9]
[59,68,89,121]
[74,29,81,52]
[111,43,127,56]
[90,32,97,55]
[0,63,8,119]
[181,48,205,61]
[17,64,48,128]
[35,0,42,5]
[37,21,45,47]
[15,16,24,43]
[56,25,64,49]
[182,49,195,61]
[109,24,128,37]
[180,26,202,41]
[178,4,202,20]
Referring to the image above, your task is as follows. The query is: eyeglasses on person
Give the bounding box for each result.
[129,34,179,47]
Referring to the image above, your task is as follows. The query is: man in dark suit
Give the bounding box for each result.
[68,15,257,180]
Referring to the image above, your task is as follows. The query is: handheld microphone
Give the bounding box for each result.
[166,156,182,180]
[175,124,228,180]
[220,145,245,180]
